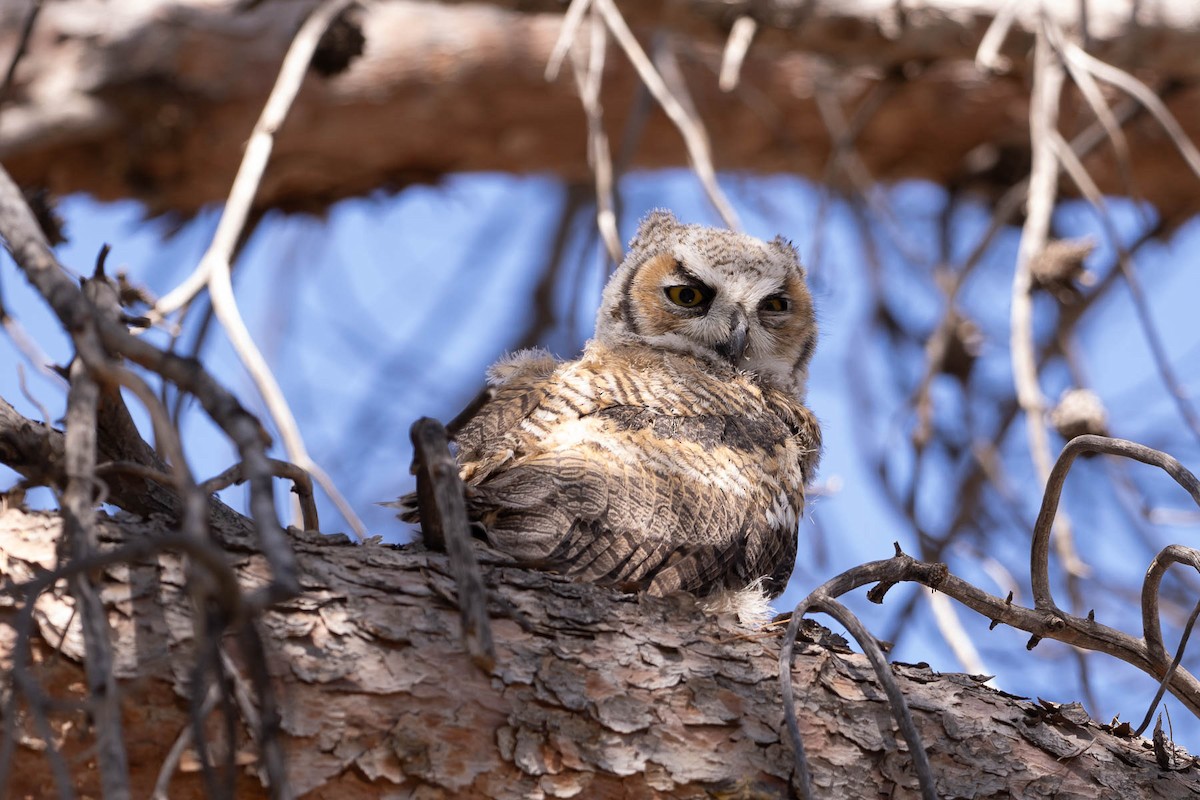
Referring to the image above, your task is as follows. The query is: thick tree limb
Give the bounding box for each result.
[3,0,1200,220]
[2,507,1199,798]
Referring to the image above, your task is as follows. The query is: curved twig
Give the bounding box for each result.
[1142,545,1200,666]
[200,458,319,532]
[801,596,938,800]
[0,0,41,108]
[778,608,815,798]
[1031,436,1200,615]
[142,0,367,541]
[1136,597,1200,738]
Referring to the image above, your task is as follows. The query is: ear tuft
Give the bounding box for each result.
[631,209,679,248]
[770,234,800,260]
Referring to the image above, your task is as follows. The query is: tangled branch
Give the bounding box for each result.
[783,434,1200,790]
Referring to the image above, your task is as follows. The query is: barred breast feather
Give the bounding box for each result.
[449,342,821,598]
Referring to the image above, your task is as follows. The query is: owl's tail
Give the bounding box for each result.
[378,493,420,524]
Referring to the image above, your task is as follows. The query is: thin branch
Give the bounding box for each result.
[151,0,357,319]
[1047,20,1132,195]
[974,0,1021,73]
[1031,436,1200,615]
[410,417,495,672]
[0,0,41,108]
[152,685,221,800]
[1136,596,1200,737]
[15,363,51,427]
[593,0,740,229]
[569,8,621,263]
[544,0,592,82]
[0,160,298,607]
[796,595,938,800]
[62,358,131,799]
[1046,129,1200,448]
[1062,41,1200,180]
[718,15,757,92]
[134,0,366,539]
[1011,20,1087,582]
[777,614,815,799]
[1,307,65,388]
[236,618,291,799]
[1142,545,1200,667]
[200,458,319,532]
[95,459,176,487]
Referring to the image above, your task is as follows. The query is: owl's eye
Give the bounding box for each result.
[665,285,712,308]
[760,295,790,313]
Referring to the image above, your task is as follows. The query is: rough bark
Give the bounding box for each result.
[2,506,1199,799]
[3,0,1200,220]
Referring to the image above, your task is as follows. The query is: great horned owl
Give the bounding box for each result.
[402,210,821,604]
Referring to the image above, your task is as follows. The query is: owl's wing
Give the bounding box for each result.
[467,398,820,599]
[466,447,690,589]
[392,352,560,524]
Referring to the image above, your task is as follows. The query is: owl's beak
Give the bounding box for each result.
[717,312,750,363]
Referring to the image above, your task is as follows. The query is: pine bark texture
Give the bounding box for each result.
[3,507,1199,799]
[3,0,1200,220]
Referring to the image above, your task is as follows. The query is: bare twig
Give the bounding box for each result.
[780,553,948,800]
[153,685,222,800]
[0,0,41,108]
[200,458,319,532]
[1045,129,1200,448]
[236,617,291,798]
[544,0,593,82]
[138,0,366,539]
[410,417,495,672]
[1031,436,1200,614]
[1136,595,1200,738]
[777,614,815,799]
[568,8,622,263]
[974,0,1021,73]
[1011,21,1088,583]
[95,459,176,487]
[788,594,938,800]
[1142,545,1200,670]
[593,0,740,229]
[2,308,65,388]
[718,15,757,92]
[0,161,297,608]
[15,363,51,427]
[152,0,357,319]
[62,358,131,799]
[1062,42,1200,180]
[1047,20,1132,195]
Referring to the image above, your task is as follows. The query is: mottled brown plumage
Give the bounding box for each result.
[401,210,821,602]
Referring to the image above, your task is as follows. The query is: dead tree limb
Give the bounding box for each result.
[2,506,1199,799]
[4,0,1200,220]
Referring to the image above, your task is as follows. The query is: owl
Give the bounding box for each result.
[401,210,821,606]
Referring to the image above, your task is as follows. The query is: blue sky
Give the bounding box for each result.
[4,170,1200,745]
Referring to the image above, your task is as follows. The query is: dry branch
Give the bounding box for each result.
[5,0,1200,220]
[3,506,1200,799]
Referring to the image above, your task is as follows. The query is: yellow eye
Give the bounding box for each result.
[665,285,710,308]
[760,295,790,313]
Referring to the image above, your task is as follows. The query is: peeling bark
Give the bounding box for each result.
[3,0,1200,220]
[2,507,1199,798]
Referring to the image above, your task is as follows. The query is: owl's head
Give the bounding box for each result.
[595,210,817,397]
